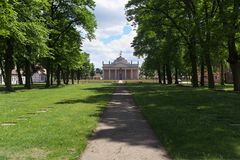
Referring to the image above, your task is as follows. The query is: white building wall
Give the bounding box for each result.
[32,73,46,83]
[0,75,26,85]
[0,70,46,85]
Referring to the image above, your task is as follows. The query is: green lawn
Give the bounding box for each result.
[0,83,115,160]
[128,84,240,160]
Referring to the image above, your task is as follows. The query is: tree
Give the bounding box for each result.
[44,0,97,88]
[0,0,49,91]
[0,0,96,91]
[126,0,240,91]
[126,0,199,87]
[90,63,95,79]
[217,0,240,91]
[140,61,156,80]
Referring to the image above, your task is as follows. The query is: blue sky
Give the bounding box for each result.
[82,0,143,68]
[101,25,133,44]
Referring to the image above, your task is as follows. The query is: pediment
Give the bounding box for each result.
[112,56,129,65]
[113,63,129,68]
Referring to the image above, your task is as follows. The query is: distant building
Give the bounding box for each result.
[93,68,103,80]
[0,69,46,85]
[32,70,47,83]
[0,69,25,85]
[198,70,233,84]
[93,73,102,80]
[102,54,139,80]
[225,71,233,83]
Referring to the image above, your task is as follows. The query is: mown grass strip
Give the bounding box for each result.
[0,83,115,159]
[128,84,240,160]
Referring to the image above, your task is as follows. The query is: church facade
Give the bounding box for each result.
[102,55,139,80]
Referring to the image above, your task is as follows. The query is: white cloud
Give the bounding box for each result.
[94,0,129,38]
[83,31,143,68]
[94,0,128,10]
[82,0,143,68]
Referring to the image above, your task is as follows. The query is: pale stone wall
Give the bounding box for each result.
[102,56,139,80]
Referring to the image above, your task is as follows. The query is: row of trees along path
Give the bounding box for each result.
[126,0,240,91]
[0,0,96,91]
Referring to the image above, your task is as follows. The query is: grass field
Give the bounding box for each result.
[0,83,115,160]
[128,84,240,160]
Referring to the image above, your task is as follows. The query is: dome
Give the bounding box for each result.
[112,56,129,65]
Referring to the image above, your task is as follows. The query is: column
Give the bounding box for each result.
[137,69,139,79]
[131,69,133,80]
[125,69,127,80]
[115,69,117,80]
[133,69,135,80]
[109,69,110,80]
[103,69,105,80]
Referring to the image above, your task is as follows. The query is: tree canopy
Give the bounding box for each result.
[126,0,240,91]
[0,0,97,91]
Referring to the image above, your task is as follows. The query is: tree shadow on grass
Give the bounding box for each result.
[81,84,117,93]
[0,83,116,94]
[55,85,116,105]
[55,94,113,105]
[129,84,240,159]
[0,83,66,93]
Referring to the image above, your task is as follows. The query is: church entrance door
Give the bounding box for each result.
[119,68,123,80]
[119,73,122,80]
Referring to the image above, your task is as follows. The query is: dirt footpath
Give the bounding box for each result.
[80,86,170,160]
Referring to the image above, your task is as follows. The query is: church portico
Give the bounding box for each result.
[103,54,139,80]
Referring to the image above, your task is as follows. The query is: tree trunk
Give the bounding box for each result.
[4,39,14,91]
[45,61,51,88]
[228,35,240,91]
[51,65,54,85]
[77,69,80,84]
[0,49,5,82]
[202,1,214,89]
[16,62,23,85]
[188,38,199,87]
[175,67,179,84]
[166,63,172,84]
[71,69,74,84]
[0,57,5,82]
[24,59,32,89]
[163,64,166,84]
[204,31,215,89]
[205,53,215,89]
[200,56,205,87]
[157,68,162,84]
[220,60,225,86]
[56,64,61,86]
[0,65,5,83]
[230,63,240,91]
[65,67,69,85]
[62,70,66,84]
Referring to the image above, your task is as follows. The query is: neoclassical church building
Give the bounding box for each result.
[103,54,139,80]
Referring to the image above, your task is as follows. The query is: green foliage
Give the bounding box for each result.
[90,63,95,77]
[126,0,240,90]
[44,0,97,85]
[126,0,186,80]
[140,61,156,79]
[0,0,97,90]
[0,1,16,38]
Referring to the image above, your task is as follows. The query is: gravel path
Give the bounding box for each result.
[80,85,170,160]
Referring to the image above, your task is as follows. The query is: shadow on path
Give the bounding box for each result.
[80,85,170,160]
